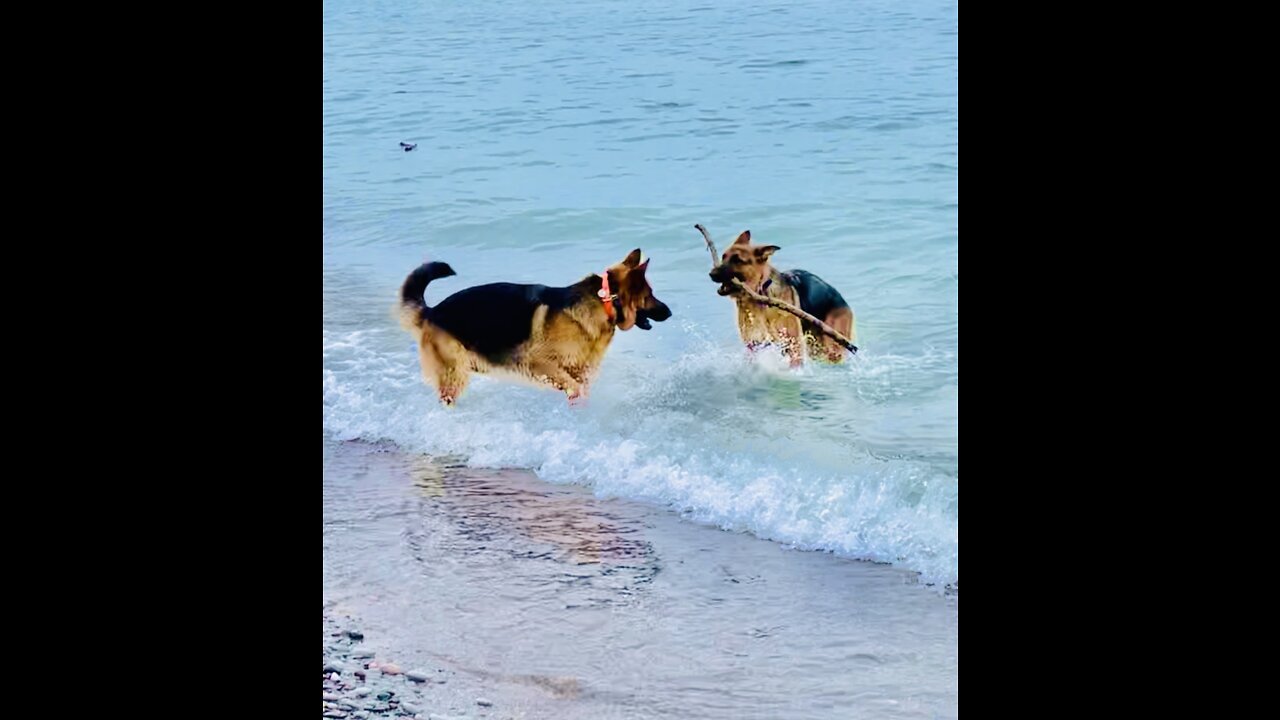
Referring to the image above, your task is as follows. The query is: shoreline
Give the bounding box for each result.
[323,438,957,719]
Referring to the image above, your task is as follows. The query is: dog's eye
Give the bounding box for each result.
[729,257,742,265]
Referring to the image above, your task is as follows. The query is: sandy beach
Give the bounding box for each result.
[323,439,956,719]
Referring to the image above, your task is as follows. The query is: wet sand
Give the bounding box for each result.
[322,439,957,719]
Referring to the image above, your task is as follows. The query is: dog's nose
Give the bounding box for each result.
[650,302,672,321]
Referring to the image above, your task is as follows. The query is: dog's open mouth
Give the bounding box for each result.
[633,303,671,330]
[709,268,737,296]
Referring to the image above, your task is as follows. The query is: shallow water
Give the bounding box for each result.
[324,441,957,719]
[323,0,957,588]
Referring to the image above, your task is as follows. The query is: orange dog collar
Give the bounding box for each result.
[598,271,618,322]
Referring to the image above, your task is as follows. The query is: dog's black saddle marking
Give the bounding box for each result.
[428,282,588,364]
[782,269,849,326]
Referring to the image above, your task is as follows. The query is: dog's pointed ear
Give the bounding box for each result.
[622,248,643,268]
[755,245,781,260]
[627,257,651,286]
[732,230,752,246]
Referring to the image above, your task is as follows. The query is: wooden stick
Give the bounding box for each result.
[695,224,858,354]
[695,223,720,264]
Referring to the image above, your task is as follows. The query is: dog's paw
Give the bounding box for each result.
[566,386,590,406]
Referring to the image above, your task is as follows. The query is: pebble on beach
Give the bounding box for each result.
[328,612,491,720]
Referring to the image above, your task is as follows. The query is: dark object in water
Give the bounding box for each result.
[400,142,417,151]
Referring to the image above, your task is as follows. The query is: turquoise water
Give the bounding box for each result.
[323,0,957,587]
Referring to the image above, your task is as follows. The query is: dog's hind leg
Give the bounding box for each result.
[819,307,856,363]
[420,334,471,406]
[435,363,470,406]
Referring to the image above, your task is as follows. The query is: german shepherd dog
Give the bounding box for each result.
[399,249,671,406]
[708,230,855,366]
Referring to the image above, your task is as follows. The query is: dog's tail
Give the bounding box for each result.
[399,261,456,329]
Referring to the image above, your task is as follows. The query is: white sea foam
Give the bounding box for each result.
[323,326,957,588]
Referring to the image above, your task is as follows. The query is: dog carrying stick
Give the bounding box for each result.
[695,223,858,354]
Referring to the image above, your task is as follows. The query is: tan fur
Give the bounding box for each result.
[808,306,855,363]
[401,250,662,406]
[732,267,805,366]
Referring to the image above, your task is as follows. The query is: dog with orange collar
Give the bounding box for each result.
[399,249,671,406]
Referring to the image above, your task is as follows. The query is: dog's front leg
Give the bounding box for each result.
[778,315,805,368]
[529,361,584,403]
[565,365,594,403]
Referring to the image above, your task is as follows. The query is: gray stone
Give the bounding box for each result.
[323,712,347,719]
[325,661,345,674]
[476,698,493,707]
[401,702,420,714]
[324,693,341,702]
[355,686,372,697]
[353,649,375,658]
[406,669,431,682]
